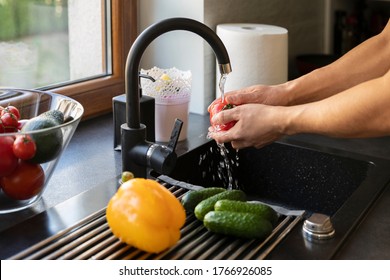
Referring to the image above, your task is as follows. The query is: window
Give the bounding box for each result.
[0,0,137,118]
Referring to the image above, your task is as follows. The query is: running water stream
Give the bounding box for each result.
[219,73,228,102]
[205,73,239,190]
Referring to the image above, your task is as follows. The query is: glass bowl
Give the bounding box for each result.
[0,88,84,213]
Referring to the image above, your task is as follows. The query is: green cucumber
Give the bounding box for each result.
[204,211,273,239]
[194,189,246,221]
[214,200,279,225]
[181,187,226,213]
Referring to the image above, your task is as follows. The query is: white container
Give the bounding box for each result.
[155,95,190,142]
[140,67,192,142]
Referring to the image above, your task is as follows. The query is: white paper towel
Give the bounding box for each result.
[216,23,288,96]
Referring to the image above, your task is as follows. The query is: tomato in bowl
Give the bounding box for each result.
[0,88,84,213]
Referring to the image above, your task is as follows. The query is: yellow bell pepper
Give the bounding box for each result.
[106,178,186,253]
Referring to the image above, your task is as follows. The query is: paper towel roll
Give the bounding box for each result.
[216,23,288,96]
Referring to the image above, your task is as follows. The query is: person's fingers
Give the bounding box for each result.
[224,86,260,104]
[209,130,232,145]
[211,107,238,125]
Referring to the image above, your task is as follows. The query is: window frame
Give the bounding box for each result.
[52,0,137,119]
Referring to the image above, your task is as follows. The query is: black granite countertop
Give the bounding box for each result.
[1,113,390,259]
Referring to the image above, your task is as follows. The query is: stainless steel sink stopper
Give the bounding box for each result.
[303,213,335,240]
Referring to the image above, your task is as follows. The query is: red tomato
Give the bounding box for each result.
[13,135,37,160]
[1,105,20,121]
[0,136,18,176]
[208,98,236,131]
[0,121,4,133]
[1,161,45,200]
[0,112,19,132]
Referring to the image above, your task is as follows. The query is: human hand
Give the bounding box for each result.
[208,103,287,149]
[220,84,289,107]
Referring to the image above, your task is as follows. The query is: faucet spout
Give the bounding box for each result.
[122,17,232,177]
[125,17,232,129]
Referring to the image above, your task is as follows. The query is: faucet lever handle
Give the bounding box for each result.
[167,118,183,151]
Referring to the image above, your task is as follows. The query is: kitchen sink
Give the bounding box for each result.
[171,140,370,216]
[164,139,390,259]
[3,138,390,260]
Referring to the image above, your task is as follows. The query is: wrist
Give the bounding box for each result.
[271,82,294,106]
[278,105,308,136]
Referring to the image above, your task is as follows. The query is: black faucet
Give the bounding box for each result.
[121,17,232,178]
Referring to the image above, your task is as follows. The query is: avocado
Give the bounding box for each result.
[40,110,64,125]
[21,110,64,164]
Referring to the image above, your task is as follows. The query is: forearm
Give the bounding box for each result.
[284,69,390,138]
[283,21,390,106]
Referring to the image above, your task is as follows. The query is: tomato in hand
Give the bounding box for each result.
[208,98,236,132]
[1,161,45,200]
[0,136,18,176]
[13,135,37,160]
